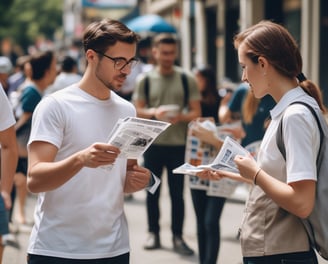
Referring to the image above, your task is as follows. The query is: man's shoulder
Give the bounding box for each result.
[173,66,195,81]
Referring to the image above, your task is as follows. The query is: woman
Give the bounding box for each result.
[219,82,275,147]
[189,65,226,264]
[198,21,325,263]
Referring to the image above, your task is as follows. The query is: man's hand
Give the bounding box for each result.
[80,143,120,168]
[124,164,151,193]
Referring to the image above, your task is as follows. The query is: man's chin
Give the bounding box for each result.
[114,84,122,92]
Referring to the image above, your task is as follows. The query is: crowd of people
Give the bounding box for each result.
[0,18,325,264]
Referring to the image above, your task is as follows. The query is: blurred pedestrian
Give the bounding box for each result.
[45,55,82,95]
[219,82,275,147]
[12,50,57,228]
[26,18,157,264]
[133,33,201,256]
[7,55,30,96]
[116,38,154,102]
[189,65,226,264]
[0,84,18,262]
[0,56,13,94]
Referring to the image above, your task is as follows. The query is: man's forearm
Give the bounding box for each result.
[1,146,17,194]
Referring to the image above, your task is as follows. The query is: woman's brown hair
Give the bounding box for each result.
[234,20,326,113]
[242,89,260,124]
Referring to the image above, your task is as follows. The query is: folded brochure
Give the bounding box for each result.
[173,136,249,175]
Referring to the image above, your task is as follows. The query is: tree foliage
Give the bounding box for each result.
[0,0,63,53]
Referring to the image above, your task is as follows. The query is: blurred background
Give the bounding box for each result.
[0,0,328,103]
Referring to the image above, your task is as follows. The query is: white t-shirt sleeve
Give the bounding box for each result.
[0,86,16,131]
[28,96,64,148]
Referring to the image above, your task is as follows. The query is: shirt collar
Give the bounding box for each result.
[270,87,306,120]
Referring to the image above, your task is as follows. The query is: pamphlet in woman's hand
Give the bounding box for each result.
[173,136,249,175]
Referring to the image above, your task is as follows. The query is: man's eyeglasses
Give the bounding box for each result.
[94,50,138,71]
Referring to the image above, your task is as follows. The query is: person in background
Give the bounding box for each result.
[219,82,275,147]
[189,65,226,264]
[12,50,57,228]
[0,84,18,262]
[116,37,154,102]
[198,20,323,264]
[45,55,82,95]
[26,18,157,264]
[133,33,201,256]
[116,61,144,101]
[0,56,13,94]
[117,39,155,202]
[7,55,30,97]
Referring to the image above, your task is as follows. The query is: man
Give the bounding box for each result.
[133,33,201,256]
[26,19,156,263]
[45,55,82,95]
[0,84,18,262]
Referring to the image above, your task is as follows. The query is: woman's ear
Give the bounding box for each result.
[258,56,268,76]
[258,56,268,68]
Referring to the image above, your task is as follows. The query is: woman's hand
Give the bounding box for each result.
[221,126,246,141]
[190,121,223,148]
[196,169,223,181]
[192,123,216,143]
[234,153,259,182]
[196,168,252,184]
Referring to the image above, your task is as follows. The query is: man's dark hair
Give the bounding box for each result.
[61,56,77,72]
[152,33,177,47]
[30,50,54,80]
[82,18,140,54]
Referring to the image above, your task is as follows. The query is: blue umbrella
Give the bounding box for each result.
[126,14,177,33]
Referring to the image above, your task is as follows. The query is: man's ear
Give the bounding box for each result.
[86,49,96,61]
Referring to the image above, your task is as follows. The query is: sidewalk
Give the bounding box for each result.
[3,177,244,264]
[3,177,326,264]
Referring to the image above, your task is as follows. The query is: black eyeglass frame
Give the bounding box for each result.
[93,50,139,71]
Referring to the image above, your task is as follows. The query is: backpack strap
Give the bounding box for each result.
[181,72,189,108]
[144,75,150,106]
[276,101,323,161]
[144,72,189,107]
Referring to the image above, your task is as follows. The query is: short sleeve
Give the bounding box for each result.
[0,86,15,131]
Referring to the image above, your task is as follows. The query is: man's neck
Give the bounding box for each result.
[157,65,174,76]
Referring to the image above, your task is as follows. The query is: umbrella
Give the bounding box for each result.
[126,14,177,34]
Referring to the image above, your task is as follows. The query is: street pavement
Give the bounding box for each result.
[3,176,326,264]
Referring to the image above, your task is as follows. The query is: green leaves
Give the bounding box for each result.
[0,0,63,53]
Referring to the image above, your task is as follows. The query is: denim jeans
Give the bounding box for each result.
[27,253,129,264]
[143,145,185,236]
[243,249,318,264]
[191,189,226,264]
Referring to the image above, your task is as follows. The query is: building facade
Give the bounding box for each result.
[141,0,328,104]
[63,0,328,104]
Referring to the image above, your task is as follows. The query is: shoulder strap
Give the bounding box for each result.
[144,75,150,106]
[144,72,189,107]
[181,72,189,107]
[276,101,323,161]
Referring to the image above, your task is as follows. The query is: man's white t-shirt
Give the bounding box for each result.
[27,85,136,259]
